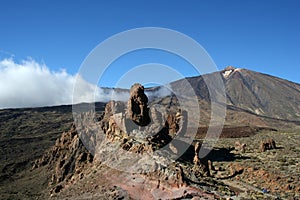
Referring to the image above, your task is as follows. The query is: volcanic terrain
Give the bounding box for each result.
[0,67,299,199]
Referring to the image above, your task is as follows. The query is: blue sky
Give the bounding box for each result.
[0,0,299,107]
[1,0,299,84]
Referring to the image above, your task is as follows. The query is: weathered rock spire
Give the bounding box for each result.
[126,83,151,126]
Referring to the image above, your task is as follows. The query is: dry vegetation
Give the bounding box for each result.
[208,129,300,199]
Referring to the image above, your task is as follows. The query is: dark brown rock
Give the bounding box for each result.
[166,113,180,136]
[127,83,150,126]
[260,138,276,152]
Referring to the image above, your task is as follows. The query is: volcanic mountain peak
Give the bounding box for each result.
[222,66,242,79]
[168,67,300,127]
[222,68,300,121]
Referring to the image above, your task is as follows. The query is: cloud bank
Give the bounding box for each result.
[0,58,171,109]
[0,58,130,109]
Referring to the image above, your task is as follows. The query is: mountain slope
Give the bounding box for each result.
[170,66,300,125]
[224,67,300,120]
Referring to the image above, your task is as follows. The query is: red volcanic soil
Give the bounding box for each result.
[104,169,217,200]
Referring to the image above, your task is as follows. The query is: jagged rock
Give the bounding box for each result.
[260,138,276,152]
[105,100,126,116]
[100,101,127,141]
[32,123,93,194]
[126,83,150,126]
[193,142,201,165]
[166,113,181,136]
[144,163,185,189]
[192,142,210,177]
[235,141,246,153]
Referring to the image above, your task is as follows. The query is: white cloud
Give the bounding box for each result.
[0,58,131,109]
[145,86,172,101]
[0,58,173,109]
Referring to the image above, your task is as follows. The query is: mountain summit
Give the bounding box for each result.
[222,67,300,120]
[170,67,300,127]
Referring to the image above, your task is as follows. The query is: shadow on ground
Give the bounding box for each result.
[178,142,251,164]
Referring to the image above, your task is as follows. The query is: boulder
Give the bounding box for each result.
[260,138,276,152]
[235,141,247,153]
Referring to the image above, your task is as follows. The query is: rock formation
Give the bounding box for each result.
[166,113,181,136]
[98,84,184,156]
[235,141,247,153]
[33,83,222,198]
[260,138,276,152]
[32,124,93,195]
[126,83,150,126]
[192,142,210,177]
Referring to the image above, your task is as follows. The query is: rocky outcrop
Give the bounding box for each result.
[99,87,183,157]
[32,124,93,194]
[259,138,276,152]
[100,100,127,141]
[166,112,181,136]
[33,83,220,198]
[235,141,247,153]
[144,163,185,189]
[192,142,210,177]
[127,83,150,126]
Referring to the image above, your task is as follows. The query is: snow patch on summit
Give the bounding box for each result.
[222,66,241,79]
[223,69,233,78]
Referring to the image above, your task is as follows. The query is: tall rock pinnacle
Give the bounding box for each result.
[126,83,151,126]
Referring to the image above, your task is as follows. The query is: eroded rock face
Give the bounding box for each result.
[145,163,185,189]
[32,124,93,195]
[127,83,150,126]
